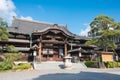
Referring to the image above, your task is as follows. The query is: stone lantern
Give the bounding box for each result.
[64,55,72,69]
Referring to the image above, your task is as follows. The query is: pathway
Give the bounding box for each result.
[0,68,120,80]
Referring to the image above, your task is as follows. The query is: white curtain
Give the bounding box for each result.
[59,48,63,56]
[43,48,53,55]
[49,49,53,54]
[43,48,48,55]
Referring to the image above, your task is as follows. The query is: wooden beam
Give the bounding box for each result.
[42,40,65,44]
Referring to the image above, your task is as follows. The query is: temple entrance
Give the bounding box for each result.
[42,48,54,61]
[41,48,64,61]
[32,29,72,62]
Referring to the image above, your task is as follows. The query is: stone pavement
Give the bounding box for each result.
[0,68,120,80]
[33,61,87,70]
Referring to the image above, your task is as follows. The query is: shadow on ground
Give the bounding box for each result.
[32,71,120,80]
[58,64,64,69]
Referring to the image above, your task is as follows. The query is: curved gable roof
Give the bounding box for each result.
[33,25,76,37]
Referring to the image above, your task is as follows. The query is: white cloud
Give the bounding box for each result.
[0,0,33,25]
[0,0,17,25]
[20,16,33,20]
[80,23,91,36]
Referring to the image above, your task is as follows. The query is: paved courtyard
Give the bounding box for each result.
[0,68,120,80]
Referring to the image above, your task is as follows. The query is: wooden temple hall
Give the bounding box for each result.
[0,17,94,62]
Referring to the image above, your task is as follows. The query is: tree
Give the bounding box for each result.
[86,14,120,51]
[4,52,22,62]
[0,17,9,41]
[90,14,114,37]
[7,45,18,53]
[4,45,21,61]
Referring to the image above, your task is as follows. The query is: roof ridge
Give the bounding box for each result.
[14,17,66,27]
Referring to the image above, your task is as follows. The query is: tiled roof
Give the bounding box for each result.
[14,47,30,51]
[7,17,73,35]
[7,17,89,40]
[74,35,90,40]
[8,39,30,43]
[7,17,52,34]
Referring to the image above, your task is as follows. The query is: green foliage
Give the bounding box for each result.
[104,62,120,68]
[85,61,94,67]
[90,14,114,31]
[85,39,99,46]
[86,14,119,51]
[4,52,22,61]
[112,22,120,30]
[13,63,31,70]
[7,45,19,53]
[0,17,9,41]
[0,44,22,71]
[86,38,117,51]
[0,59,13,71]
[102,30,117,37]
[105,41,117,50]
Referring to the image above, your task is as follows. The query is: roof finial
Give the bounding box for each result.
[53,24,58,27]
[13,16,16,19]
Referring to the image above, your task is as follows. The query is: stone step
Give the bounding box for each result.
[72,62,87,69]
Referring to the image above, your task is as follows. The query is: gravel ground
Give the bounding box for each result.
[0,68,120,80]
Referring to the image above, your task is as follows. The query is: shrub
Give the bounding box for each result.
[7,45,19,53]
[0,62,4,71]
[0,59,13,71]
[118,62,120,67]
[4,52,22,61]
[107,62,113,68]
[104,62,120,68]
[13,63,31,70]
[85,61,94,67]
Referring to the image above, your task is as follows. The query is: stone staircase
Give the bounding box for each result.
[72,62,87,69]
[33,61,87,70]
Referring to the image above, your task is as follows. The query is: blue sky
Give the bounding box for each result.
[0,0,120,36]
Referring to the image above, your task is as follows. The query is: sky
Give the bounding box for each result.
[0,0,120,36]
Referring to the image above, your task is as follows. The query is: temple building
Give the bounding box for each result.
[0,17,94,62]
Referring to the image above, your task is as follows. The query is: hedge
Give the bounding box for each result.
[85,61,95,67]
[0,59,13,71]
[13,63,31,70]
[104,62,120,68]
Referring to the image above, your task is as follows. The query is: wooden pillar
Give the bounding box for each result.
[38,42,42,62]
[64,43,67,56]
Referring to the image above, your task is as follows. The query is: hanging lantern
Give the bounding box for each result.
[33,51,37,56]
[79,52,82,57]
